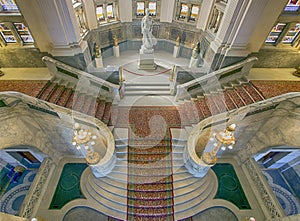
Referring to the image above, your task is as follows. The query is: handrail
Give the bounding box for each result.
[245,158,285,219]
[175,57,258,100]
[184,92,300,218]
[19,158,55,219]
[0,91,116,175]
[42,56,120,101]
[186,92,300,169]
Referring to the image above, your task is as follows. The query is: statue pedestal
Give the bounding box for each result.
[139,52,157,70]
[173,46,180,58]
[113,46,120,58]
[95,57,103,68]
[189,57,199,68]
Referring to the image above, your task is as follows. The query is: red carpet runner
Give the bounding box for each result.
[116,107,181,221]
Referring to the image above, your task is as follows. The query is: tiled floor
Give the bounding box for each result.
[0,169,38,215]
[261,169,300,216]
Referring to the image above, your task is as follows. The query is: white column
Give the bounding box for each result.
[206,0,288,69]
[214,0,287,57]
[160,0,176,23]
[16,0,83,56]
[82,0,97,30]
[248,0,288,52]
[197,0,214,30]
[119,0,132,22]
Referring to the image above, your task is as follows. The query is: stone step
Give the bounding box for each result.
[125,82,170,87]
[125,86,170,91]
[124,90,171,96]
[174,171,218,220]
[80,170,127,220]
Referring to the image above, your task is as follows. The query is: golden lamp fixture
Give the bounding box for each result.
[202,124,236,165]
[72,123,101,165]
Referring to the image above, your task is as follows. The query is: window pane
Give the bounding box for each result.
[137,2,145,16]
[282,23,300,44]
[0,0,19,12]
[96,5,105,21]
[0,23,16,43]
[179,3,188,19]
[189,5,199,21]
[149,2,156,16]
[14,23,34,43]
[265,23,286,44]
[284,0,300,12]
[107,4,114,19]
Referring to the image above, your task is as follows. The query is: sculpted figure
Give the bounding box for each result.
[141,8,157,52]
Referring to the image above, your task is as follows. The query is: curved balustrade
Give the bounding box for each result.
[0,91,116,177]
[184,92,300,219]
[175,57,258,101]
[185,92,300,175]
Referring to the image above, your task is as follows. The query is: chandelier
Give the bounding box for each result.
[201,124,236,165]
[72,123,100,165]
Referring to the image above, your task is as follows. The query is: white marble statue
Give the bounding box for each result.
[141,8,157,53]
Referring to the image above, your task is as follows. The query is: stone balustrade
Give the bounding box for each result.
[175,56,258,101]
[42,56,120,101]
[0,91,116,176]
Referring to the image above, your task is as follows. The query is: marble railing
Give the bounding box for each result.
[42,56,120,101]
[184,92,300,218]
[174,57,258,101]
[245,158,285,219]
[0,91,116,175]
[19,158,55,219]
[184,92,300,178]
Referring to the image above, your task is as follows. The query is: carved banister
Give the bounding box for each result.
[175,57,258,101]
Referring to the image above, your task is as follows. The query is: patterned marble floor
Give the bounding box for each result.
[0,169,37,215]
[261,169,300,216]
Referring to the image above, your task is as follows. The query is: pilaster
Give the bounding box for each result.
[119,0,132,22]
[160,0,176,23]
[82,0,98,30]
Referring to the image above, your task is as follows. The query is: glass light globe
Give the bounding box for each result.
[74,123,80,129]
[90,141,95,145]
[228,145,233,149]
[221,146,226,150]
[72,141,77,146]
[92,135,97,139]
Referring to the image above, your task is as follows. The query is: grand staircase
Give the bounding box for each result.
[178,81,265,125]
[124,82,171,96]
[80,127,218,221]
[36,81,114,124]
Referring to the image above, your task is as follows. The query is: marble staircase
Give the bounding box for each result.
[36,81,114,125]
[124,82,170,96]
[80,128,217,221]
[178,81,265,125]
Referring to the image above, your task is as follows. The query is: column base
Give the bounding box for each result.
[113,46,120,58]
[173,46,180,58]
[95,57,103,68]
[189,57,199,68]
